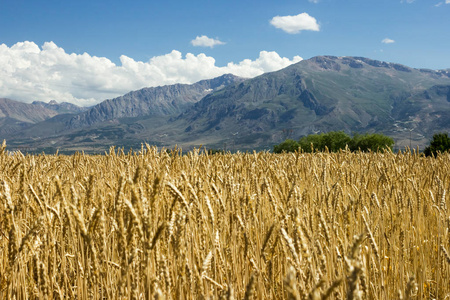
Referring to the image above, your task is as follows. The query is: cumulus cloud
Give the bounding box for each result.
[270,13,320,34]
[382,38,395,44]
[191,35,225,48]
[0,41,302,106]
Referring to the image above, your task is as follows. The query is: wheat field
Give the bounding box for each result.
[0,141,449,299]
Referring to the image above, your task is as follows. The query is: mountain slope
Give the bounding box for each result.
[2,74,245,149]
[4,56,450,152]
[32,100,88,114]
[0,98,59,123]
[0,98,60,135]
[66,74,245,129]
[174,56,450,149]
[390,84,450,133]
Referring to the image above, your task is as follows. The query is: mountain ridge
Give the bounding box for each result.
[3,56,450,152]
[31,100,88,114]
[172,55,450,148]
[66,73,245,129]
[0,98,61,135]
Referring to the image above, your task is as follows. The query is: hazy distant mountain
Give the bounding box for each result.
[66,74,245,129]
[4,56,450,152]
[0,98,59,135]
[32,100,88,114]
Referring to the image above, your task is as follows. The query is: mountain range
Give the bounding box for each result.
[66,73,244,129]
[0,98,87,136]
[2,56,450,153]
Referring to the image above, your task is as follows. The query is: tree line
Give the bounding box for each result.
[274,131,450,156]
[273,131,394,153]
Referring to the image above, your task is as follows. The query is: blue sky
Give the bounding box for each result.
[1,0,449,105]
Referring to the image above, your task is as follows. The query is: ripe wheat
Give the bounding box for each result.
[0,144,449,299]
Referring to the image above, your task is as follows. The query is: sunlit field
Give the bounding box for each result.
[1,143,449,299]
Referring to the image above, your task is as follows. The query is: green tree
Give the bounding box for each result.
[298,134,325,152]
[273,131,394,153]
[298,131,351,152]
[322,131,352,152]
[349,133,394,152]
[423,133,450,157]
[273,139,300,153]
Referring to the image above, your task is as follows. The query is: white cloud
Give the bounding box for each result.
[270,13,320,34]
[437,0,450,5]
[309,0,319,3]
[224,52,303,78]
[191,35,225,48]
[0,41,302,106]
[382,38,395,44]
[435,2,442,6]
[401,0,415,3]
